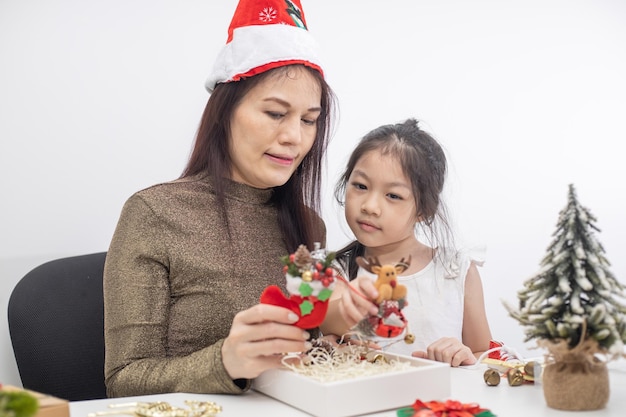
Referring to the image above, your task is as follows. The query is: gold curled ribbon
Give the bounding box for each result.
[87,400,221,417]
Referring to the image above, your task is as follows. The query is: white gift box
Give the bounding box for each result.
[253,351,451,417]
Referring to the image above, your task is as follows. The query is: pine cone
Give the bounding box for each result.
[294,244,313,268]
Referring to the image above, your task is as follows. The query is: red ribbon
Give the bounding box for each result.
[410,399,489,417]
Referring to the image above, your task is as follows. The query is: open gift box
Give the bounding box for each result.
[253,351,450,417]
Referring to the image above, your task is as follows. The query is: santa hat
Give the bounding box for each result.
[205,0,324,93]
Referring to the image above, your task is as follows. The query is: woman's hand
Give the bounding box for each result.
[221,304,312,379]
[411,337,477,367]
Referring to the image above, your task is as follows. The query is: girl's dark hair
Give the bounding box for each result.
[334,118,453,279]
[181,65,337,251]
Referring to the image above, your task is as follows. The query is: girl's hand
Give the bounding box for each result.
[336,275,379,328]
[411,337,477,367]
[221,304,312,379]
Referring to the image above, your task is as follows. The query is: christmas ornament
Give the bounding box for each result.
[480,340,537,386]
[260,243,337,329]
[353,256,412,339]
[483,369,500,386]
[506,368,524,387]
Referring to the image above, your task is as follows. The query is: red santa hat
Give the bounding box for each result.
[205,0,324,93]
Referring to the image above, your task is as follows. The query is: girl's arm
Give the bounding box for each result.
[461,262,493,357]
[412,262,492,367]
[320,276,379,337]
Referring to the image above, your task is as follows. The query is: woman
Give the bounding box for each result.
[103,0,337,396]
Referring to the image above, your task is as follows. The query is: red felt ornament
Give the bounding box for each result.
[260,285,329,329]
[260,244,336,329]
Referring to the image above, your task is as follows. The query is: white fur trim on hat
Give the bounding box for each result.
[205,24,322,93]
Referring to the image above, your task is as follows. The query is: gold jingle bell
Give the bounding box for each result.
[523,361,536,378]
[507,368,524,386]
[483,369,501,386]
[365,351,388,364]
[404,333,415,344]
[301,270,313,282]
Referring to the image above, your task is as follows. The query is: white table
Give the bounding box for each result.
[70,361,626,417]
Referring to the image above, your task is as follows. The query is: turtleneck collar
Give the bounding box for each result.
[192,172,274,205]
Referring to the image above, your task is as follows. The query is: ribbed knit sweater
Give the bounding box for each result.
[103,173,324,397]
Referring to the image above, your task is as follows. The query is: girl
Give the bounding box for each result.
[321,118,492,367]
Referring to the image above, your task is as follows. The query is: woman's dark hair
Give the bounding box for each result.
[181,65,337,252]
[334,118,453,279]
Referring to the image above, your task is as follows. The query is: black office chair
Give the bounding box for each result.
[7,252,108,401]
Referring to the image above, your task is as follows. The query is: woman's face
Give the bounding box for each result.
[228,66,322,189]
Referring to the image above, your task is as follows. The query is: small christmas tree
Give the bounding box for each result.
[505,184,626,357]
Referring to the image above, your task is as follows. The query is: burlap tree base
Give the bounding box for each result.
[541,339,610,411]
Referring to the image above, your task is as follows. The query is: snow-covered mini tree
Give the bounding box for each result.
[505,184,626,410]
[505,184,626,357]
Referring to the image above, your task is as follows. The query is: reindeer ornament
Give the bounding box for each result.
[357,256,410,304]
[355,256,413,339]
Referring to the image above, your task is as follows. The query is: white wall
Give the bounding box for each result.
[1,0,625,386]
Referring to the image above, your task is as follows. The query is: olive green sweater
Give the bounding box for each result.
[103,173,324,397]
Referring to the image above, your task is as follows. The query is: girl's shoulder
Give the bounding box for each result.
[436,246,486,279]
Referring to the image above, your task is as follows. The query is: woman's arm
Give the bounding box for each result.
[104,194,244,396]
[104,194,312,397]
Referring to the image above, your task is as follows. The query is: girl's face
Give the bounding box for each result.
[345,149,420,252]
[228,66,322,189]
